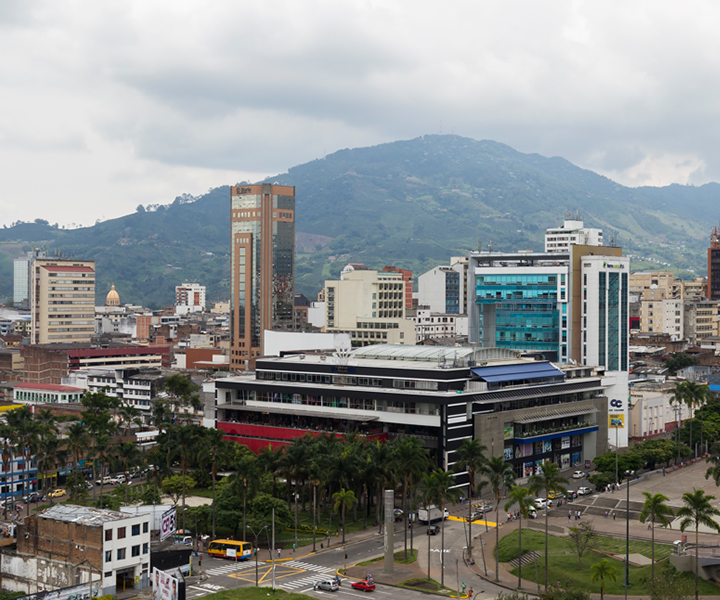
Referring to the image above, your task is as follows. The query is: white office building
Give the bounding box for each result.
[175,282,206,314]
[545,218,603,253]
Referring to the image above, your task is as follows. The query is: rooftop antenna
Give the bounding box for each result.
[477,238,482,252]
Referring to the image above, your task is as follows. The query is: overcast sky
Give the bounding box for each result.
[2,1,719,226]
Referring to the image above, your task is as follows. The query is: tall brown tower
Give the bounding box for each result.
[230,184,295,369]
[708,227,720,301]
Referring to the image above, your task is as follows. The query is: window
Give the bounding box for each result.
[105,551,112,563]
[143,543,149,554]
[117,548,126,560]
[132,545,140,557]
[105,572,112,578]
[117,527,126,539]
[143,522,149,533]
[105,529,112,541]
[132,524,140,536]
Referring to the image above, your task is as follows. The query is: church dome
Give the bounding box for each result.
[106,284,120,306]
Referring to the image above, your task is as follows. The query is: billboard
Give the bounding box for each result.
[609,414,625,429]
[160,508,177,542]
[152,568,185,600]
[16,581,100,600]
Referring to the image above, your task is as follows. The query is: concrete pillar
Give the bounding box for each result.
[384,489,394,574]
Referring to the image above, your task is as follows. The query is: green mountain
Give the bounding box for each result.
[0,135,715,307]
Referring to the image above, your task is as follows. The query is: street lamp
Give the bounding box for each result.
[624,469,635,600]
[246,524,269,587]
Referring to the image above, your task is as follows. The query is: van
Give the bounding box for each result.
[111,474,127,485]
[96,475,113,486]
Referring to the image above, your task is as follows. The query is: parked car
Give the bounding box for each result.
[427,525,440,535]
[573,470,585,479]
[577,486,592,495]
[174,536,193,545]
[566,490,578,500]
[111,474,127,485]
[351,580,376,592]
[96,475,113,486]
[534,498,553,509]
[48,489,66,498]
[548,492,565,500]
[467,512,484,521]
[317,580,340,592]
[22,492,42,503]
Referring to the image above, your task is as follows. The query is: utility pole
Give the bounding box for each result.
[272,507,276,591]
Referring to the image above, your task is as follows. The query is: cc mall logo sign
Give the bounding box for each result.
[609,399,623,409]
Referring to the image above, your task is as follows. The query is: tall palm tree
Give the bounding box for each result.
[66,422,88,469]
[431,469,461,586]
[230,453,258,541]
[705,447,720,486]
[528,461,568,591]
[118,405,143,436]
[590,559,618,600]
[638,491,675,580]
[200,429,232,538]
[683,381,703,457]
[92,434,113,507]
[481,456,516,582]
[169,425,199,530]
[332,488,356,545]
[671,382,687,458]
[116,442,142,505]
[282,438,311,551]
[505,485,534,589]
[7,406,40,514]
[677,488,720,600]
[417,471,440,581]
[393,436,431,561]
[455,438,487,564]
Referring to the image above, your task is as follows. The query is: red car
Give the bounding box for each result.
[351,580,376,592]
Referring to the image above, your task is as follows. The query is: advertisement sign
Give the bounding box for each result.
[160,508,177,542]
[153,568,184,600]
[16,581,100,600]
[609,415,625,429]
[561,437,570,450]
[503,425,514,440]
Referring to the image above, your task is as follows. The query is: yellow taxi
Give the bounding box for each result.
[47,489,66,498]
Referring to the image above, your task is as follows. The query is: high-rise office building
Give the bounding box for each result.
[13,255,31,308]
[708,227,720,301]
[545,215,603,253]
[230,184,295,369]
[30,258,96,344]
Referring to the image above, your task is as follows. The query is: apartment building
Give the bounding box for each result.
[418,265,464,314]
[411,306,468,343]
[31,258,96,344]
[324,265,415,346]
[175,282,206,314]
[684,300,720,344]
[639,299,684,337]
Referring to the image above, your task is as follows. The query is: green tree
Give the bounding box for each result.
[481,456,516,582]
[529,462,568,591]
[246,492,292,534]
[282,438,312,552]
[639,491,675,580]
[590,559,617,600]
[455,438,487,565]
[230,453,258,542]
[431,468,461,586]
[645,563,694,600]
[393,436,431,561]
[162,474,197,505]
[566,522,596,571]
[417,471,441,581]
[199,429,233,538]
[505,485,533,588]
[162,375,202,423]
[332,488,356,545]
[665,353,698,375]
[677,488,720,600]
[115,442,142,505]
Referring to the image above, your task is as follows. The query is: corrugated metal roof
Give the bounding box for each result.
[40,504,131,526]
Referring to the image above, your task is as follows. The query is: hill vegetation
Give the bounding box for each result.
[0,135,715,307]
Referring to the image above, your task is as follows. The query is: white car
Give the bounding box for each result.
[534,498,553,509]
[577,486,592,495]
[573,471,585,479]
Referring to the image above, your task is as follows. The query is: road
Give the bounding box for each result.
[187,520,505,600]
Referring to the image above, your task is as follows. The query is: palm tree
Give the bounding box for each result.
[481,456,516,582]
[417,471,440,581]
[282,438,311,552]
[66,422,88,469]
[638,491,675,580]
[230,453,258,541]
[671,382,687,459]
[528,461,568,591]
[590,559,618,600]
[92,434,113,507]
[393,436,431,561]
[169,425,199,530]
[118,405,143,436]
[117,442,142,505]
[332,488,356,546]
[200,429,232,538]
[677,488,720,600]
[7,406,40,514]
[505,485,534,589]
[431,469,461,586]
[455,438,487,565]
[683,381,703,457]
[705,447,720,486]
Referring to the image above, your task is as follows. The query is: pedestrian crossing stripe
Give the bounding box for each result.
[284,561,336,573]
[281,576,321,590]
[205,563,255,575]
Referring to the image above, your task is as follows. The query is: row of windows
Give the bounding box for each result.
[105,522,148,541]
[105,544,148,562]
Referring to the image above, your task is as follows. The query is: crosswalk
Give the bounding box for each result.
[205,562,255,576]
[281,575,326,591]
[278,560,337,591]
[284,559,337,575]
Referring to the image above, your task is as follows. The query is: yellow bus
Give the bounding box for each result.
[207,539,253,560]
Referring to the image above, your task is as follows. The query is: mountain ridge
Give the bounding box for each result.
[0,134,713,308]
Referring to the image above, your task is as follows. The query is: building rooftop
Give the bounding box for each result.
[14,383,85,393]
[351,344,520,363]
[40,504,130,526]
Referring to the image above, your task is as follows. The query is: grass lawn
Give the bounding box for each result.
[197,588,309,600]
[399,577,460,597]
[357,549,418,566]
[497,530,719,596]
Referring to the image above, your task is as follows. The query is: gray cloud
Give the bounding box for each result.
[2,0,720,225]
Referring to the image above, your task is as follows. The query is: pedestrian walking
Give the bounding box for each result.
[278,548,281,559]
[577,510,581,520]
[663,467,666,476]
[613,512,616,520]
